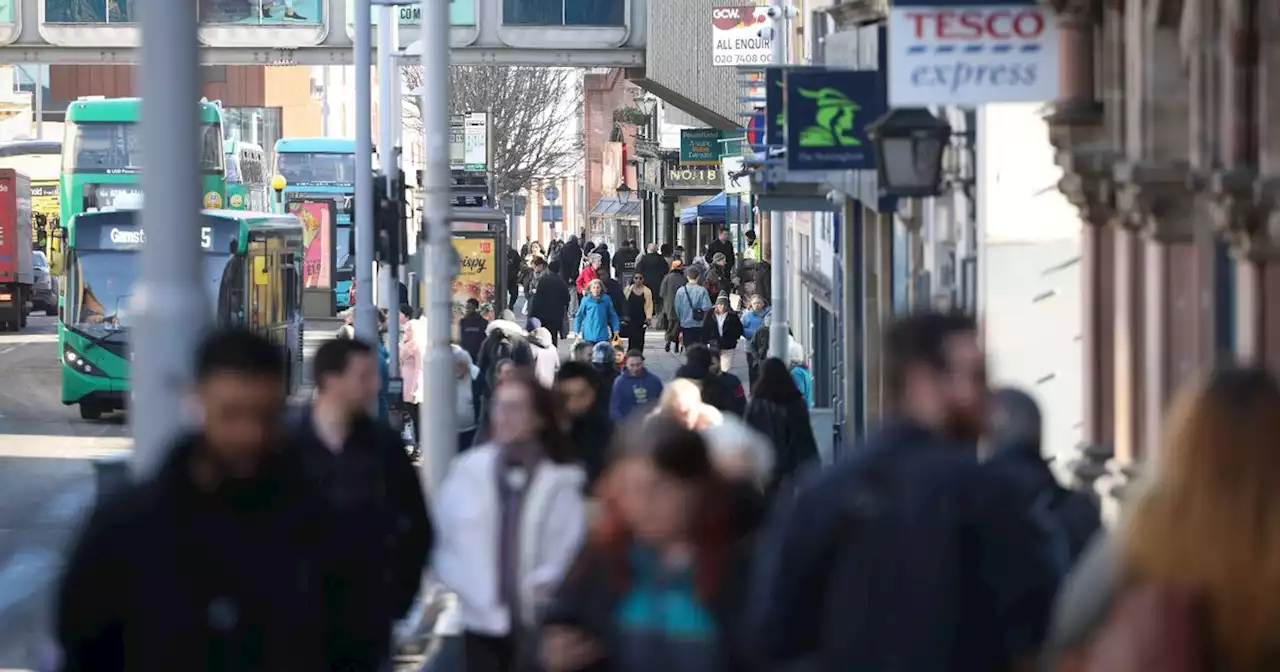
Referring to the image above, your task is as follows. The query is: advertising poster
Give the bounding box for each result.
[198,0,322,25]
[288,200,333,289]
[451,236,497,322]
[711,5,773,66]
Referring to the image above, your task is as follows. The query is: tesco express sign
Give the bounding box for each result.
[887,4,1059,106]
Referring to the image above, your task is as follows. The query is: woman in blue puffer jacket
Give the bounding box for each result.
[572,278,620,346]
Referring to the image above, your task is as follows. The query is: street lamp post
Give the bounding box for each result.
[866,107,953,199]
[616,182,633,203]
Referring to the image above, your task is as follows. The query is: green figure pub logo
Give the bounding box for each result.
[795,86,861,148]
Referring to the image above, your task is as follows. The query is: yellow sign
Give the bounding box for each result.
[31,182,59,219]
[203,191,223,208]
[253,256,268,285]
[450,237,497,321]
[229,193,244,208]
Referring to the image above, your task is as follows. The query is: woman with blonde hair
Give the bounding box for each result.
[1047,365,1280,670]
[571,278,619,347]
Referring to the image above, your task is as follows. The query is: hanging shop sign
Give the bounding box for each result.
[886,2,1060,106]
[680,128,722,166]
[711,4,773,66]
[785,68,884,172]
[722,156,750,195]
[664,164,721,190]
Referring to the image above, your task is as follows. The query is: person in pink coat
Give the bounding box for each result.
[398,305,424,450]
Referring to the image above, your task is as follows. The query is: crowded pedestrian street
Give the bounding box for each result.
[1,0,1279,669]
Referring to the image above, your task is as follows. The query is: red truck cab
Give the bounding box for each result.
[0,168,33,331]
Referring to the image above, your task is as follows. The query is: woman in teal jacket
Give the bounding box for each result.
[573,278,621,345]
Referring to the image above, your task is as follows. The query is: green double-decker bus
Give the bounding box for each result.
[60,97,227,226]
[60,208,304,419]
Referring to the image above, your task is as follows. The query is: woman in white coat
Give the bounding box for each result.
[434,370,587,672]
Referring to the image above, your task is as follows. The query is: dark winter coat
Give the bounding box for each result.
[528,272,571,337]
[289,408,434,621]
[743,396,818,496]
[747,420,1061,671]
[701,310,745,351]
[637,252,670,294]
[612,245,639,278]
[569,409,614,494]
[558,238,583,282]
[56,435,383,671]
[705,238,736,273]
[458,313,489,362]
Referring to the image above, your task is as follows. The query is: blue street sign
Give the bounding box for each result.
[544,186,560,202]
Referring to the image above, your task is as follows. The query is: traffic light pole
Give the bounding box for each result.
[133,0,207,477]
[378,5,399,373]
[354,0,378,345]
[419,0,456,497]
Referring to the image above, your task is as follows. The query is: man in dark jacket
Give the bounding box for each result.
[555,362,614,491]
[529,258,571,344]
[612,239,639,278]
[704,227,736,274]
[558,235,583,282]
[748,312,1060,672]
[291,338,434,655]
[57,329,381,670]
[506,247,522,310]
[458,298,488,362]
[985,387,1100,566]
[637,243,670,309]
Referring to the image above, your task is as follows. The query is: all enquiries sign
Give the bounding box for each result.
[711,5,773,67]
[887,2,1059,106]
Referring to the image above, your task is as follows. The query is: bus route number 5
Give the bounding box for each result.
[201,227,212,249]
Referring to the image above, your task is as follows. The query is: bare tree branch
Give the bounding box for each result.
[400,66,582,198]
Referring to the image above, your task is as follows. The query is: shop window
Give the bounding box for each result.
[503,0,624,25]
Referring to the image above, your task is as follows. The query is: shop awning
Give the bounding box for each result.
[589,195,642,220]
[679,191,728,224]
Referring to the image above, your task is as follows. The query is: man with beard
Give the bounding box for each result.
[57,329,380,670]
[748,311,1060,672]
[554,362,614,492]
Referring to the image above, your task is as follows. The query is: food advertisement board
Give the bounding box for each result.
[451,235,497,322]
[288,200,334,290]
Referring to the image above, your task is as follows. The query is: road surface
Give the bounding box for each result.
[0,315,130,668]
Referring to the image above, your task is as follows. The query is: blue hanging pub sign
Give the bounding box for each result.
[784,68,885,172]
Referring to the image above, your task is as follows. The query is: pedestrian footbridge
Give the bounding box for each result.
[0,0,746,171]
[0,0,645,65]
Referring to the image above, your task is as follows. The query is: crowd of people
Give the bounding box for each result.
[50,226,1278,671]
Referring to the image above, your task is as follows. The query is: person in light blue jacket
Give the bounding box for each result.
[741,294,771,383]
[673,267,712,347]
[573,278,620,345]
[787,338,815,408]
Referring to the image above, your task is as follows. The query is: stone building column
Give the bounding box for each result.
[1044,0,1120,491]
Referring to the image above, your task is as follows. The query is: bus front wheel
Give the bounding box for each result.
[79,403,103,421]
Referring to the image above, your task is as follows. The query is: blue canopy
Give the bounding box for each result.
[679,191,727,224]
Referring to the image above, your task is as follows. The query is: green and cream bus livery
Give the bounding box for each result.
[60,208,304,419]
